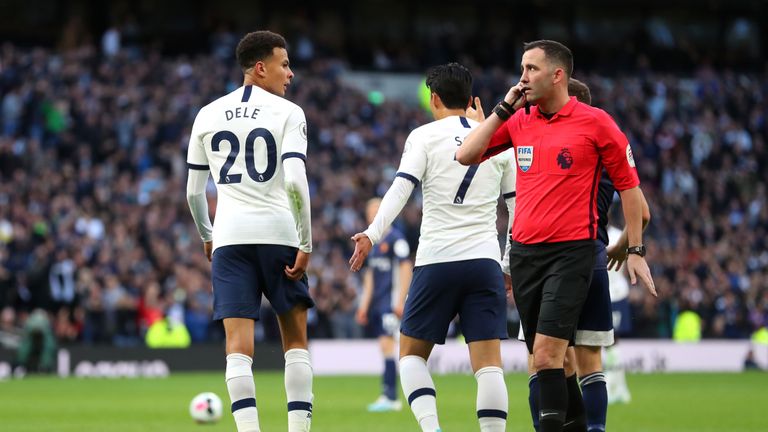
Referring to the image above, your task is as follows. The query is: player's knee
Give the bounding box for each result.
[532,346,563,370]
[226,339,254,357]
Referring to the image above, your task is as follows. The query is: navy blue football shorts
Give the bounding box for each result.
[574,241,614,346]
[211,244,314,321]
[400,258,508,344]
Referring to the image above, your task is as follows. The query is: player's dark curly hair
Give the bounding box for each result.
[425,62,473,110]
[523,40,573,78]
[236,31,287,71]
[568,78,592,105]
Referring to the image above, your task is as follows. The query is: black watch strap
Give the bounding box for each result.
[627,245,646,257]
[493,102,512,121]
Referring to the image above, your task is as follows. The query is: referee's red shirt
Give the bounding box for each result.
[483,97,639,244]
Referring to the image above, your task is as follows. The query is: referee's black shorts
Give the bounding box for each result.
[509,239,595,353]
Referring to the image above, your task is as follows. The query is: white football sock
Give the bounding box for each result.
[400,355,440,431]
[475,366,507,432]
[285,348,313,432]
[225,353,260,432]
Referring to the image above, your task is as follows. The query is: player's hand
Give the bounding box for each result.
[349,233,373,272]
[355,307,368,325]
[465,96,485,122]
[203,241,213,262]
[285,250,310,281]
[504,83,529,111]
[393,302,405,319]
[606,243,628,271]
[626,254,656,297]
[504,273,513,299]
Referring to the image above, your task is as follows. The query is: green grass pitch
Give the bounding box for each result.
[0,372,764,431]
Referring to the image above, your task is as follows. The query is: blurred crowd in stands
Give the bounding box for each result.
[0,31,766,348]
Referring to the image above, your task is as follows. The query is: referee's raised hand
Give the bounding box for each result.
[626,254,656,297]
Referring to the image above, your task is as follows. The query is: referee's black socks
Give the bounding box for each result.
[537,368,568,432]
[564,373,587,432]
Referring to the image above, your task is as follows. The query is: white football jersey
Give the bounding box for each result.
[187,85,308,251]
[607,225,630,301]
[396,116,516,266]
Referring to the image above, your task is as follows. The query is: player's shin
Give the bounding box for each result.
[475,366,508,432]
[528,373,541,431]
[225,353,261,432]
[285,348,313,432]
[400,355,441,431]
[579,372,607,432]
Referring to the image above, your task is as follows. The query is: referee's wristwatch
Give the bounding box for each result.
[626,245,646,257]
[493,100,514,121]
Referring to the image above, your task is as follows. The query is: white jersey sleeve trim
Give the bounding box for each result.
[363,176,415,245]
[283,157,312,253]
[186,169,213,242]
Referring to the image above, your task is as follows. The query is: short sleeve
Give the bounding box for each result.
[393,237,410,260]
[593,110,639,191]
[395,131,427,186]
[282,106,308,162]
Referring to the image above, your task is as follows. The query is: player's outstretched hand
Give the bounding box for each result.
[349,233,373,272]
[626,254,657,297]
[465,96,485,122]
[606,242,628,271]
[285,250,310,281]
[204,241,213,262]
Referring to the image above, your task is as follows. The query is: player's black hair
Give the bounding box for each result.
[425,62,473,110]
[523,40,573,78]
[568,78,591,105]
[236,31,287,70]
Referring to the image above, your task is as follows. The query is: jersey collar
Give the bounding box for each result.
[534,96,578,121]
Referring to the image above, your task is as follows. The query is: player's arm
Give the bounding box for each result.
[456,83,527,165]
[607,187,650,270]
[282,107,312,280]
[349,177,415,272]
[392,237,413,318]
[185,113,214,262]
[500,156,517,297]
[355,269,374,325]
[350,133,425,272]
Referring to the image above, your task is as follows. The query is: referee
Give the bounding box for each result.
[457,40,655,432]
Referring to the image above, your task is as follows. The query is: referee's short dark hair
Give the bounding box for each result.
[236,31,287,71]
[425,62,473,110]
[568,78,591,105]
[523,40,573,78]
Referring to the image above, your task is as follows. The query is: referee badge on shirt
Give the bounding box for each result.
[517,146,534,172]
[626,144,636,168]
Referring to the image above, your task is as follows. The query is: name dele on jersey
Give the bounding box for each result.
[517,146,533,172]
[225,106,260,121]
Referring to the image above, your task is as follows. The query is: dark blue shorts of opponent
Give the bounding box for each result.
[400,258,508,344]
[211,244,314,321]
[574,240,614,346]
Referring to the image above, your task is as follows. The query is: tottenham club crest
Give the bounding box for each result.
[517,146,533,172]
[557,147,574,169]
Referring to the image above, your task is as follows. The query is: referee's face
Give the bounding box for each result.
[262,47,294,97]
[520,48,551,105]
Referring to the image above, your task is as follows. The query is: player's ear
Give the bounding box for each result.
[253,60,267,78]
[430,92,441,110]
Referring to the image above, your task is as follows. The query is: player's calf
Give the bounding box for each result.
[225,353,261,432]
